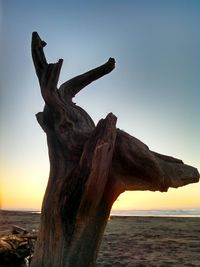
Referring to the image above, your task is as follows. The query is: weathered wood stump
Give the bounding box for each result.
[0,226,37,267]
[30,32,199,267]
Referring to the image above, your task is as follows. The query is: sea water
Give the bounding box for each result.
[4,208,200,217]
[111,209,200,217]
[31,209,200,217]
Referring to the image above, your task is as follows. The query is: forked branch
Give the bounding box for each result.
[59,58,115,100]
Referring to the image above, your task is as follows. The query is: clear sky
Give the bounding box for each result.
[0,0,199,210]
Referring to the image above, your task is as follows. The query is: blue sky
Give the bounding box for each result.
[0,0,200,209]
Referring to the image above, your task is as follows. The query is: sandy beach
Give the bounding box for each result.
[0,210,200,266]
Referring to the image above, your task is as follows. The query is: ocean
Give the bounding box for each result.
[111,209,200,217]
[3,208,200,217]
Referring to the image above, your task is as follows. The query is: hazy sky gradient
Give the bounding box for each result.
[0,0,199,210]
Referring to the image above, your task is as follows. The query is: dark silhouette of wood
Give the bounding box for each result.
[30,32,199,267]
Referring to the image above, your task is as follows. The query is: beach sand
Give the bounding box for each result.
[0,210,200,266]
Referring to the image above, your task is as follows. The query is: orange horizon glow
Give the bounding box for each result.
[1,151,200,211]
[1,176,200,211]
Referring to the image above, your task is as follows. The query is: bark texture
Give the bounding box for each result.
[31,32,199,267]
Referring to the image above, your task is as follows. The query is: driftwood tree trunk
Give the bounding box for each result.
[31,32,199,267]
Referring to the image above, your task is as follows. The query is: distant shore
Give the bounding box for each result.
[1,210,200,266]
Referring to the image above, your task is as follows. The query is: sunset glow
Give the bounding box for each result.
[0,0,199,211]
